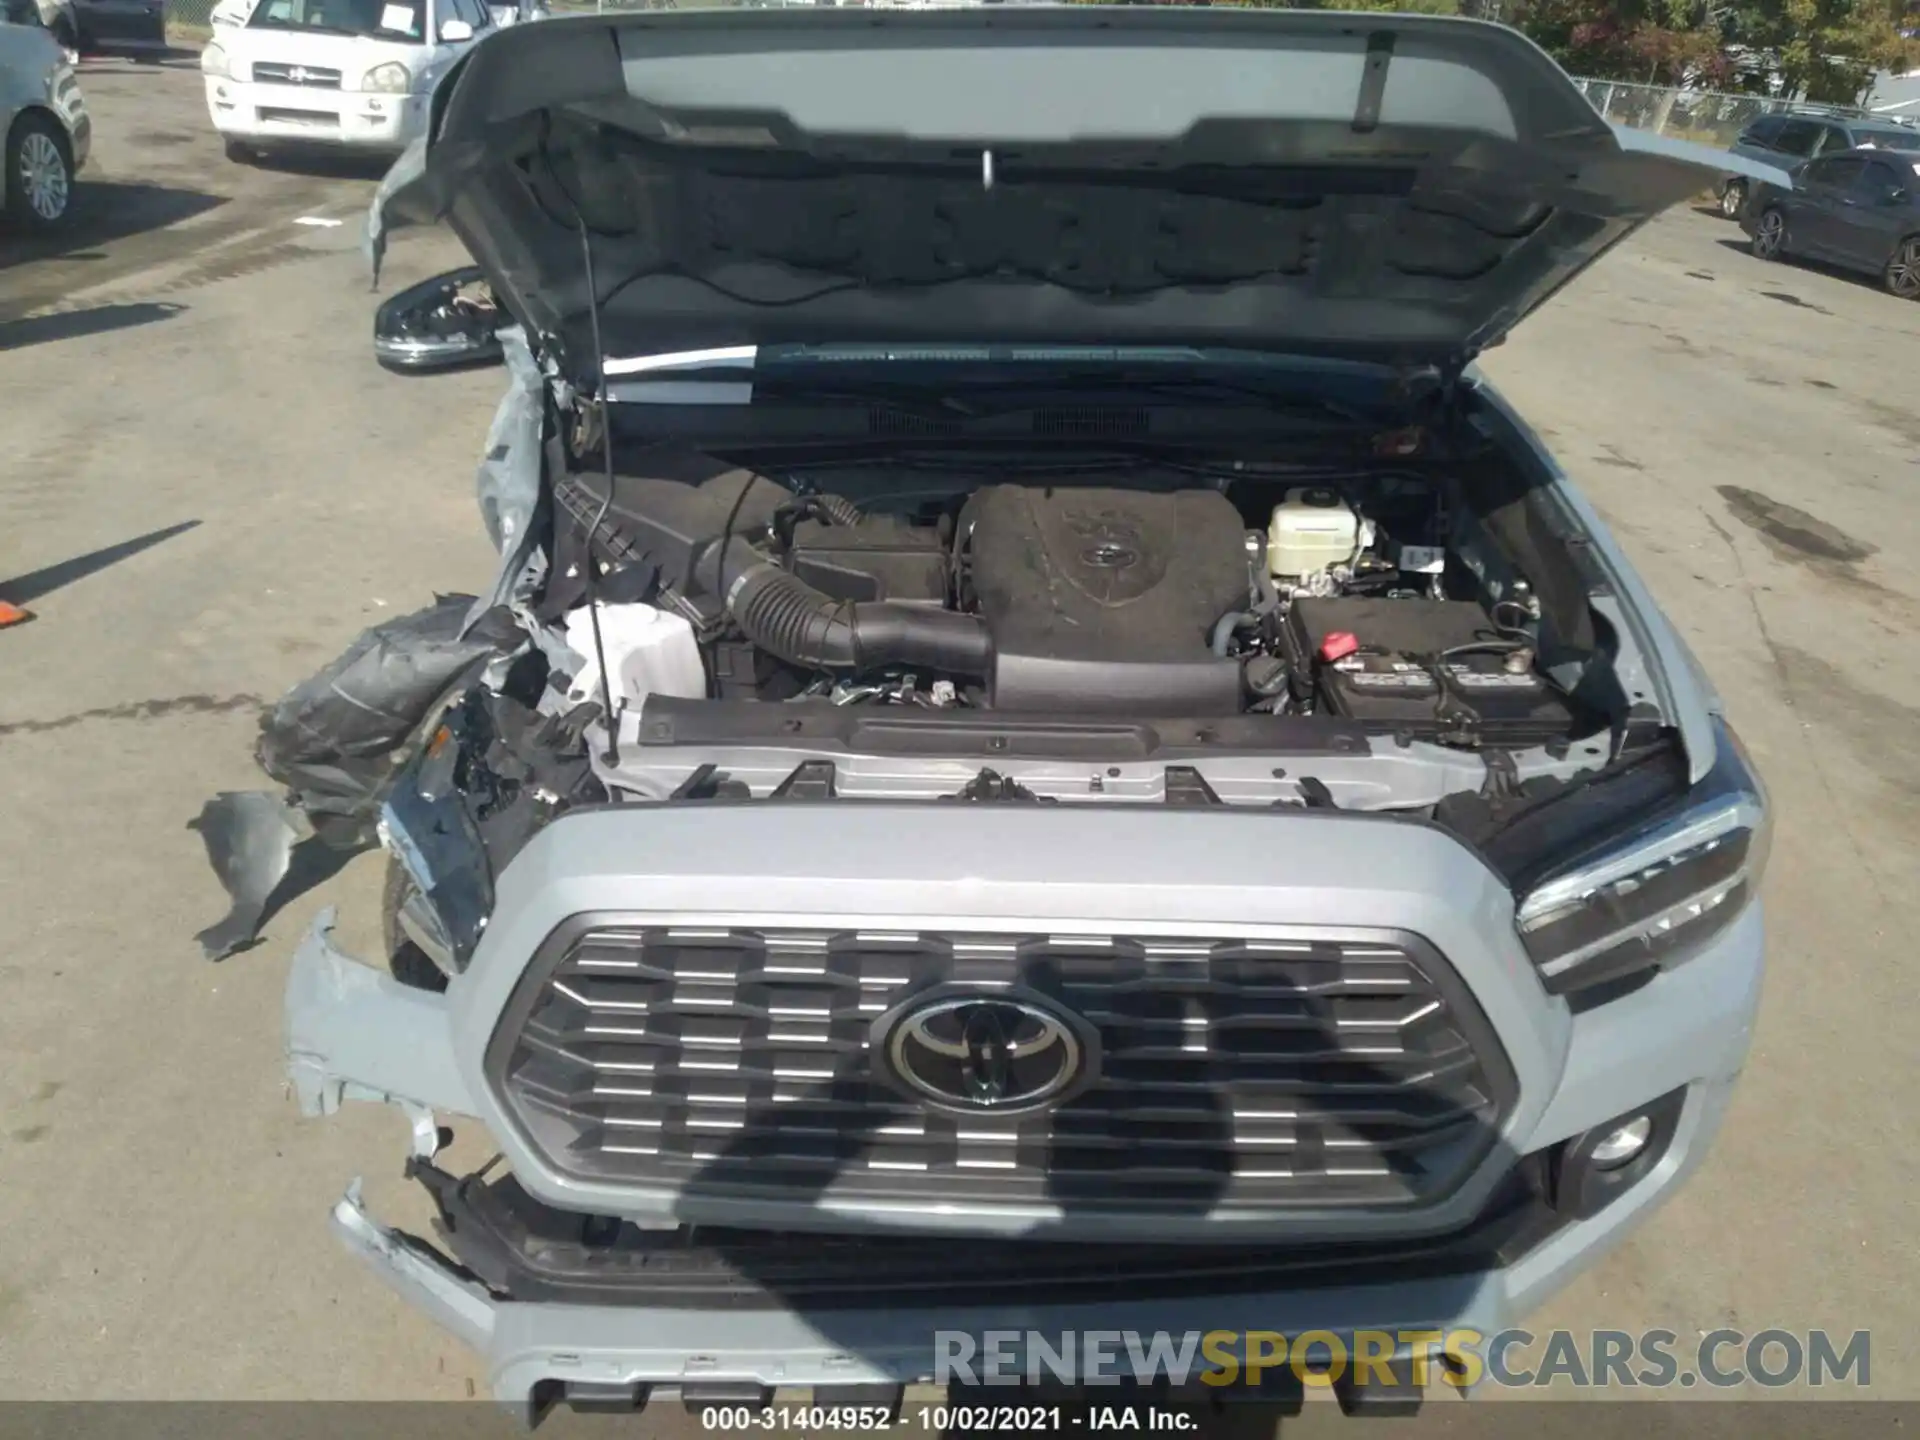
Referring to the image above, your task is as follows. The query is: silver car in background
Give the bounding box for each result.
[1,2,89,228]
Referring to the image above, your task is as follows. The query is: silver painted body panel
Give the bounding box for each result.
[281,364,1768,1391]
[289,808,1762,1234]
[303,903,1759,1406]
[464,802,1559,1240]
[292,72,1773,1394]
[1466,372,1721,779]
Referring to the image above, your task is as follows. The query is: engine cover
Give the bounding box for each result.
[964,485,1249,714]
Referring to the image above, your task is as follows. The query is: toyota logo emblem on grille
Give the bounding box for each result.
[876,990,1097,1115]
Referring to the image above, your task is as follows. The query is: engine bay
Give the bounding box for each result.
[186,414,1673,971]
[539,446,1600,774]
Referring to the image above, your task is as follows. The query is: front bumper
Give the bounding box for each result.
[286,799,1763,1409]
[204,77,427,151]
[325,1067,1744,1413]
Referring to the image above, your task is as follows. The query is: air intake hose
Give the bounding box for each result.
[695,538,992,678]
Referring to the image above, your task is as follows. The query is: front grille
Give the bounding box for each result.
[256,107,339,127]
[490,923,1514,1215]
[250,61,342,88]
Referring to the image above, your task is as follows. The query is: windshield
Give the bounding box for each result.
[599,343,1425,419]
[248,0,425,41]
[1852,126,1920,151]
[626,343,1410,382]
[760,344,1415,403]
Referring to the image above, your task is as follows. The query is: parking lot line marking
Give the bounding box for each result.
[294,217,345,228]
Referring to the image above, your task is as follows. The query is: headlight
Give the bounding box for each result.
[361,61,412,93]
[202,42,229,78]
[1513,718,1770,997]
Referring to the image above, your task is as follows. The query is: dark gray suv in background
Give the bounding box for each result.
[1718,111,1920,217]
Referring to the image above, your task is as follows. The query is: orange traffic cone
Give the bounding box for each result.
[0,601,35,628]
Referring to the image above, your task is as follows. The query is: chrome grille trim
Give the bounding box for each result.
[488,919,1515,1215]
[250,61,343,88]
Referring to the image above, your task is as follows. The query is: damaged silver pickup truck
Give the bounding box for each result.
[194,6,1783,1421]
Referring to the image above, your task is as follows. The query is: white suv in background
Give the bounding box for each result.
[201,0,489,161]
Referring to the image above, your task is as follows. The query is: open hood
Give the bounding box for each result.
[369,6,1788,382]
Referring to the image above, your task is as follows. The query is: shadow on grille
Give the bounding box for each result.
[492,926,1512,1218]
[476,923,1525,1384]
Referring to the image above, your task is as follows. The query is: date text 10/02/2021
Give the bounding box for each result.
[700,1408,1191,1432]
[696,1326,1872,1429]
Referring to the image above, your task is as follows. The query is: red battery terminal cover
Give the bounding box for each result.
[1317,630,1361,664]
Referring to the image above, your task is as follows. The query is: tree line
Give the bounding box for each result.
[1067,0,1920,105]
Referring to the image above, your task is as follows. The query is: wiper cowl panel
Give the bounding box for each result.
[607,369,1387,431]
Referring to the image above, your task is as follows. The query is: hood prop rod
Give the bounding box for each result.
[574,217,622,768]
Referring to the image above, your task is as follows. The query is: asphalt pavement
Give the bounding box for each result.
[1,54,1917,1422]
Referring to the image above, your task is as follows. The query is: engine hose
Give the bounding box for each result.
[1211,609,1257,657]
[1252,566,1280,616]
[1212,557,1281,657]
[699,541,992,677]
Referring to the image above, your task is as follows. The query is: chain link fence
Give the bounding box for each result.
[166,0,217,29]
[165,0,213,29]
[1571,76,1896,149]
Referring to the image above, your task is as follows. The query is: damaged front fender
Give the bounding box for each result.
[193,333,593,964]
[474,324,543,560]
[363,78,495,293]
[364,135,437,291]
[286,907,478,1120]
[191,595,523,960]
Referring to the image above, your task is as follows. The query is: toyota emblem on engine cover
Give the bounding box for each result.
[1081,541,1139,569]
[875,990,1097,1115]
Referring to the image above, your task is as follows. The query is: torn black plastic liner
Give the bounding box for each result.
[191,594,522,961]
[188,792,309,964]
[257,594,523,827]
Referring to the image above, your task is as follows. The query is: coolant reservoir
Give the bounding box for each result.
[563,603,706,712]
[1267,487,1360,579]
